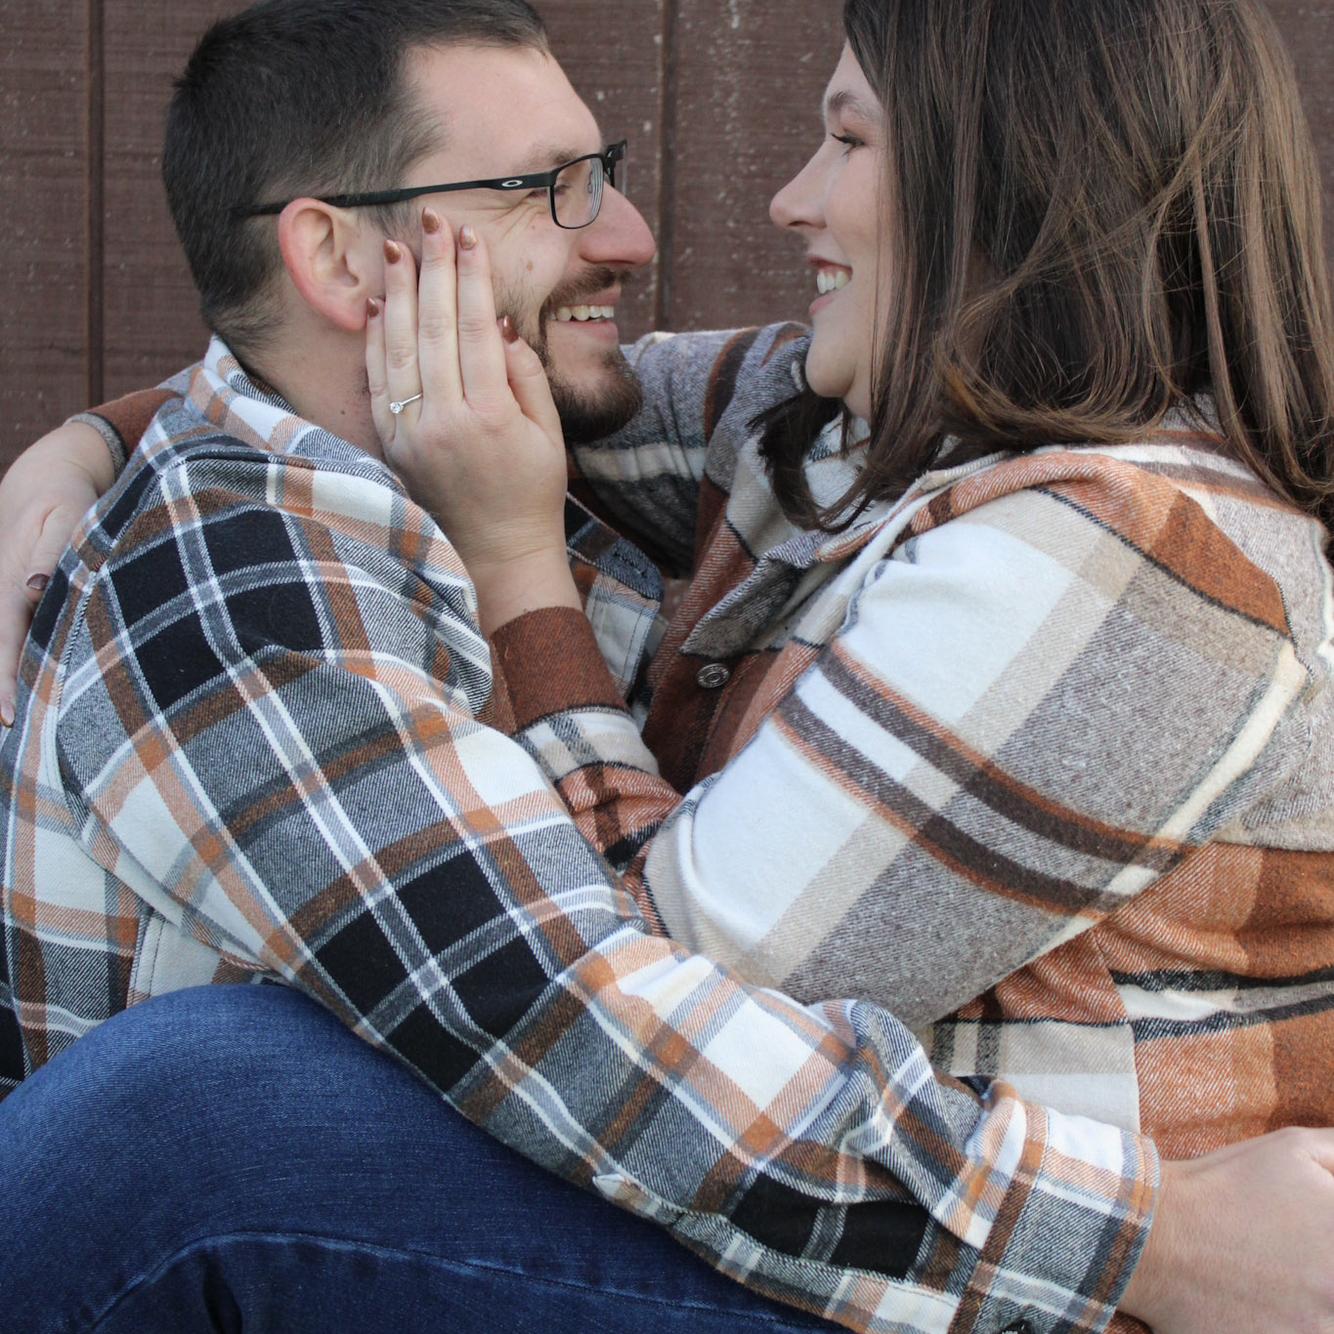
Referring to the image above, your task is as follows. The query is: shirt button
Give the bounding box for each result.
[696,663,731,689]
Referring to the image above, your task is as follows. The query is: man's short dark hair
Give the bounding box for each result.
[163,0,548,354]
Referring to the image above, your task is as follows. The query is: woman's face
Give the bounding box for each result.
[769,44,888,421]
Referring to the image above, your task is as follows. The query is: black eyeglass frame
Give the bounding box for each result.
[234,140,628,228]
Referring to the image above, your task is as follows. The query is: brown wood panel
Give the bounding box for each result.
[0,1,93,469]
[100,3,242,403]
[542,0,667,342]
[1269,1,1334,259]
[660,0,843,333]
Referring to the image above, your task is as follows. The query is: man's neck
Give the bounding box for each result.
[241,338,384,462]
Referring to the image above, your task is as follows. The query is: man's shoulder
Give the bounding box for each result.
[49,421,486,731]
[85,420,411,571]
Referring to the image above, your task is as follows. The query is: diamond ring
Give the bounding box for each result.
[389,393,423,415]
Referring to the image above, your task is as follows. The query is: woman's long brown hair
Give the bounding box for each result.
[762,0,1334,534]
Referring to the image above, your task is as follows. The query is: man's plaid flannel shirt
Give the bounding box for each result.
[1,338,1158,1334]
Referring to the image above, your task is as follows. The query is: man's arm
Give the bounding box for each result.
[566,325,813,577]
[54,445,1155,1334]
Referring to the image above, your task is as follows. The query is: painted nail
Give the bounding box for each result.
[499,315,518,343]
[459,224,477,251]
[366,297,381,319]
[26,574,49,594]
[422,208,442,235]
[384,239,402,264]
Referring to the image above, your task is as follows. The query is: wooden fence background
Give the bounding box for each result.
[2,0,1331,466]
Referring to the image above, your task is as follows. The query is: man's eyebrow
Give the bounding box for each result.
[524,141,599,171]
[823,90,878,123]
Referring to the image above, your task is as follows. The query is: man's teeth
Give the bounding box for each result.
[554,305,616,322]
[816,269,850,295]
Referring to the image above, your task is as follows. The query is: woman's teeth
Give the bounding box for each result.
[554,305,615,322]
[816,269,850,295]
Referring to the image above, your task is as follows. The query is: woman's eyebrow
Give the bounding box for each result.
[823,89,877,123]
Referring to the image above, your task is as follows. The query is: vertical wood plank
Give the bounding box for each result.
[541,0,667,341]
[100,2,242,402]
[1268,1,1334,259]
[0,2,93,467]
[661,0,842,333]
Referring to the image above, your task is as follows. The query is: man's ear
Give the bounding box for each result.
[276,200,377,333]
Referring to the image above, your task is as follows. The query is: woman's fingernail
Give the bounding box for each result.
[367,297,381,319]
[499,315,518,343]
[384,239,402,264]
[26,574,49,594]
[0,700,14,729]
[422,208,442,235]
[459,224,477,251]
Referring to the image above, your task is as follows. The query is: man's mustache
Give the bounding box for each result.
[539,268,626,321]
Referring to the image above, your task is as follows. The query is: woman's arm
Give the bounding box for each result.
[0,418,115,726]
[371,207,1317,1032]
[0,387,171,724]
[494,452,1313,1027]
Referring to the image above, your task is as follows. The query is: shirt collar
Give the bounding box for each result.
[182,335,378,478]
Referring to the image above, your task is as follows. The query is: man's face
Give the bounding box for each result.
[398,44,656,440]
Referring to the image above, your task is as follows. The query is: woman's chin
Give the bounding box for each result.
[803,355,866,418]
[804,360,847,400]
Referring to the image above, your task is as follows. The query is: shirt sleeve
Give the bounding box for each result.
[492,461,1310,1030]
[55,447,1158,1334]
[70,387,182,475]
[570,326,807,575]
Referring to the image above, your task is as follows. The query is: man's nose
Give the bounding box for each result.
[580,187,657,269]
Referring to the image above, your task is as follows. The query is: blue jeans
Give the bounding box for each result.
[0,984,838,1334]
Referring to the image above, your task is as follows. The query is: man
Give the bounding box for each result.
[0,3,1329,1332]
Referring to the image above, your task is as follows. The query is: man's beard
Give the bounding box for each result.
[499,268,645,444]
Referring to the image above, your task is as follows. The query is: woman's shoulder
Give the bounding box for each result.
[890,431,1332,682]
[904,424,1316,552]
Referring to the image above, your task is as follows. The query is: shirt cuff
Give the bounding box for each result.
[68,412,128,475]
[69,387,177,476]
[961,1100,1160,1333]
[490,606,628,733]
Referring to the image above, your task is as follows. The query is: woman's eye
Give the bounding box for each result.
[830,133,864,156]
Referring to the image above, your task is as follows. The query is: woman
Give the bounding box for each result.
[0,0,1331,1328]
[366,0,1334,1158]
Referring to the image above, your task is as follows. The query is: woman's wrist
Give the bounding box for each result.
[466,547,581,637]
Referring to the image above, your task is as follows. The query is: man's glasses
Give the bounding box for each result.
[234,141,628,230]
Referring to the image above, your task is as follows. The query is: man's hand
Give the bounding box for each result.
[366,211,578,636]
[0,422,113,726]
[1122,1126,1334,1331]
